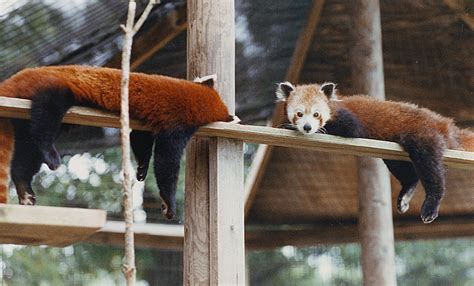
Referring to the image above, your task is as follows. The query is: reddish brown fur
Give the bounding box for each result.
[0,66,230,132]
[328,95,472,151]
[0,65,231,203]
[0,119,14,203]
[458,129,474,152]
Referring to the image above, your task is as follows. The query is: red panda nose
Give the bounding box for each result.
[303,124,312,132]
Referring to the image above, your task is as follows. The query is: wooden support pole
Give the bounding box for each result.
[184,0,245,285]
[351,1,397,286]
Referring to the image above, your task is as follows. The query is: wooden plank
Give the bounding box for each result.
[184,136,211,284]
[106,3,187,70]
[352,0,396,285]
[1,97,473,170]
[209,137,245,285]
[86,221,184,250]
[185,0,245,285]
[83,218,474,250]
[0,204,106,247]
[245,218,474,249]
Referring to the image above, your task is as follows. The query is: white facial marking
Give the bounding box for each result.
[287,105,324,135]
[275,81,295,102]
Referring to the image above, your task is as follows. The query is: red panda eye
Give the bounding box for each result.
[296,112,303,118]
[313,112,320,118]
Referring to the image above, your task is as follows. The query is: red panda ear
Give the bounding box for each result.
[276,81,295,102]
[320,82,337,99]
[194,74,217,88]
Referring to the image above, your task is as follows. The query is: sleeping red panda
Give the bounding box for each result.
[0,65,232,219]
[276,81,474,223]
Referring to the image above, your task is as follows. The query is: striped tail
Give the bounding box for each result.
[0,119,14,203]
[459,129,474,152]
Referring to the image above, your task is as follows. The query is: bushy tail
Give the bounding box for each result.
[0,119,14,203]
[459,129,474,152]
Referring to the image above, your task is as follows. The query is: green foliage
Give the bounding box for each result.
[247,240,474,285]
[395,239,474,286]
[0,244,159,285]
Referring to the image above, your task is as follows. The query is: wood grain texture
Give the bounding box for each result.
[85,217,474,250]
[184,0,245,284]
[351,0,396,285]
[209,138,245,285]
[87,221,184,250]
[0,96,473,169]
[0,204,106,247]
[245,217,474,249]
[184,137,211,285]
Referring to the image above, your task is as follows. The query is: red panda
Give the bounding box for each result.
[276,81,474,223]
[0,65,232,219]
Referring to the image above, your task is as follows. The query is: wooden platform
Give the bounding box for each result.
[0,204,106,247]
[88,221,184,250]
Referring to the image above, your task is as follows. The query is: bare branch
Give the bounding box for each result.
[132,0,159,35]
[120,1,137,285]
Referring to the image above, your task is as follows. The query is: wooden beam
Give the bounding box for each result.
[245,218,474,249]
[0,204,106,247]
[184,1,245,285]
[352,0,396,285]
[443,0,474,30]
[83,217,474,250]
[86,221,183,250]
[106,3,187,70]
[245,0,326,219]
[1,97,473,170]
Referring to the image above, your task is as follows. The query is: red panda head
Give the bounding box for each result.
[276,82,337,135]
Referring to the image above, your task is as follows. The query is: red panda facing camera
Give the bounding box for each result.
[0,65,232,219]
[277,81,474,224]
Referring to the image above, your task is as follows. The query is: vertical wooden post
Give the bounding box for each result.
[184,0,245,285]
[351,1,397,286]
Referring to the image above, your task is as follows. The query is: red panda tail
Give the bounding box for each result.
[458,129,474,152]
[0,119,14,203]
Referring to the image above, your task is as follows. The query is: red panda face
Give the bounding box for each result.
[276,82,336,135]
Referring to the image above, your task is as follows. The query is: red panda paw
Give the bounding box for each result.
[19,193,36,206]
[41,145,61,170]
[136,165,149,182]
[420,198,440,224]
[227,115,241,124]
[161,202,175,220]
[396,189,415,214]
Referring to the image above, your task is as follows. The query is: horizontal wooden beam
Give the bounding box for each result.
[86,221,184,250]
[245,217,474,249]
[0,204,106,247]
[82,217,474,250]
[0,97,473,169]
